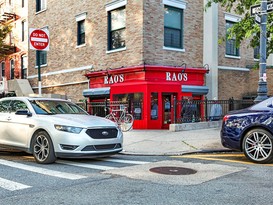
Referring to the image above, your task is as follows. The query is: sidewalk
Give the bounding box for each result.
[121,127,230,156]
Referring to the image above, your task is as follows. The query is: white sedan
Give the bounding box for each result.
[0,97,123,164]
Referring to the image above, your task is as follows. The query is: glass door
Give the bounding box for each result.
[162,94,171,129]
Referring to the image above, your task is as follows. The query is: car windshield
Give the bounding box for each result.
[29,100,88,115]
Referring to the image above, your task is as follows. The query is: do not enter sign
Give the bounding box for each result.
[29,28,49,51]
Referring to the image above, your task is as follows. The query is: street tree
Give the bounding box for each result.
[0,23,13,58]
[206,0,273,58]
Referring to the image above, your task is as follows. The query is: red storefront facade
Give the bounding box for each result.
[84,65,208,129]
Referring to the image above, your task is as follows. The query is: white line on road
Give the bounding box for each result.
[0,159,87,180]
[96,158,150,165]
[57,160,116,170]
[0,177,31,191]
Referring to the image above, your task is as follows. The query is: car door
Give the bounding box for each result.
[4,100,31,148]
[0,99,12,145]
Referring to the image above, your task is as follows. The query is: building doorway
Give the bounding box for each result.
[162,93,176,129]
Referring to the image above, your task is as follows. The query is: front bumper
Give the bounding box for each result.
[55,149,123,158]
[49,127,123,158]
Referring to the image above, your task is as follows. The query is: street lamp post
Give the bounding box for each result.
[254,0,268,103]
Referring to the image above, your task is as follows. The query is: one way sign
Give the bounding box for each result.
[251,1,273,16]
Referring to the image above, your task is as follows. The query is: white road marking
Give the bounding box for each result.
[0,159,87,180]
[57,158,150,170]
[57,160,116,170]
[0,177,31,191]
[96,158,150,165]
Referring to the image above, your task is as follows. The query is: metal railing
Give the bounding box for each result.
[87,100,129,117]
[174,97,255,123]
[85,97,255,124]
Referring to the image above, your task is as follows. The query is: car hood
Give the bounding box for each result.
[44,114,117,128]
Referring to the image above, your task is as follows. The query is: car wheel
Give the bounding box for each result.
[32,131,57,164]
[243,129,273,163]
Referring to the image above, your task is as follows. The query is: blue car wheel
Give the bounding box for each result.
[243,129,273,163]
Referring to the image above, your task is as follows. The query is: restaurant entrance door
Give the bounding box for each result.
[162,93,176,129]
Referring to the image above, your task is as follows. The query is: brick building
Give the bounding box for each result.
[0,0,28,87]
[0,1,268,106]
[26,0,269,103]
[27,0,206,103]
[0,0,268,128]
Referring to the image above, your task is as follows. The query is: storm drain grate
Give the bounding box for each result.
[149,166,197,175]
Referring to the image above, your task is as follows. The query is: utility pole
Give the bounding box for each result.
[254,0,268,103]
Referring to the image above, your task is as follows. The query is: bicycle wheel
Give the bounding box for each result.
[120,114,134,132]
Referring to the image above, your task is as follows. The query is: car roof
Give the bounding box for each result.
[0,96,69,102]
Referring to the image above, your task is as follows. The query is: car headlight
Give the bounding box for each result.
[54,125,83,134]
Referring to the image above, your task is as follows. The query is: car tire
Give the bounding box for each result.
[242,128,273,163]
[32,131,57,164]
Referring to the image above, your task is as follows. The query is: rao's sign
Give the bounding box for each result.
[104,74,124,84]
[166,72,188,82]
[103,72,188,84]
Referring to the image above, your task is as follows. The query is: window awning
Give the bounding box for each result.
[82,87,110,98]
[182,85,209,95]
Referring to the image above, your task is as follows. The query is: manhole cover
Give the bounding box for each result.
[149,166,197,175]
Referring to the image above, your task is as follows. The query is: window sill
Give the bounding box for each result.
[254,58,259,62]
[35,64,48,68]
[225,54,241,59]
[163,46,185,52]
[35,9,47,15]
[76,44,86,48]
[106,47,126,54]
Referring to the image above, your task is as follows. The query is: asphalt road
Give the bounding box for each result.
[0,152,273,205]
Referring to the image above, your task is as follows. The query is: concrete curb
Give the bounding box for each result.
[120,148,232,156]
[169,121,222,131]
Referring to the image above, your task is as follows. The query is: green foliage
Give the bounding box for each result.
[206,0,273,58]
[0,23,13,58]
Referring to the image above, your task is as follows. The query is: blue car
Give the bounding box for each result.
[221,97,273,163]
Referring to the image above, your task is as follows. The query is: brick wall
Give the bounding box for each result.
[219,68,273,100]
[143,0,204,67]
[28,0,144,102]
[27,0,264,102]
[217,6,255,68]
[217,5,262,100]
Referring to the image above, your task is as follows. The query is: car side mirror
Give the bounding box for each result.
[15,109,32,117]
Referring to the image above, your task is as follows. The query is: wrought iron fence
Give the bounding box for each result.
[174,97,255,123]
[87,100,129,117]
[85,97,255,124]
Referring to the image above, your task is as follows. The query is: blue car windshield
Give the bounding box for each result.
[29,100,88,115]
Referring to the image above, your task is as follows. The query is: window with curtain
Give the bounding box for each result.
[108,7,126,50]
[226,21,240,56]
[164,6,183,49]
[77,20,85,46]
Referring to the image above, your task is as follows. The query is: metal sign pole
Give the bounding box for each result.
[29,28,49,97]
[37,50,42,96]
[255,0,268,103]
